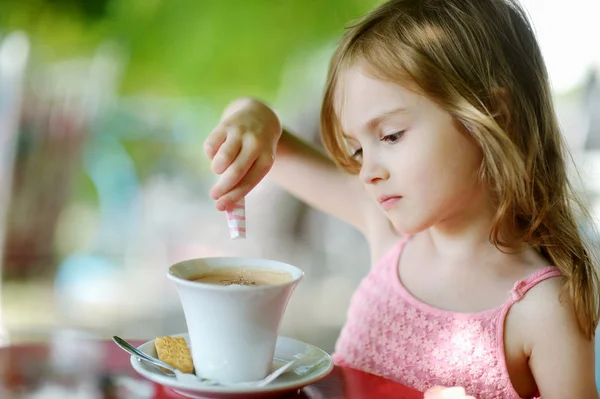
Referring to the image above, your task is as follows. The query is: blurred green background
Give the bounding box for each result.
[1,0,378,102]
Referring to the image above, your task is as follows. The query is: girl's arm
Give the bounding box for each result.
[206,97,381,235]
[270,127,375,234]
[524,278,598,398]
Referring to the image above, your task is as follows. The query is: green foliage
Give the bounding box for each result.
[0,0,380,104]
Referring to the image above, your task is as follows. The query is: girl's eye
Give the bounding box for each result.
[351,148,363,160]
[382,131,406,143]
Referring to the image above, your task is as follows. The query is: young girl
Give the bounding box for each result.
[203,0,599,397]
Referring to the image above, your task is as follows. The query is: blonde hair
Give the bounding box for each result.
[321,0,600,338]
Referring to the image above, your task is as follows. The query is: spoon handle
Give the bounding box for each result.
[112,336,176,373]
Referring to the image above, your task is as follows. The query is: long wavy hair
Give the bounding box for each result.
[321,0,599,338]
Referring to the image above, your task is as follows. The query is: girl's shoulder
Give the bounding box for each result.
[509,266,564,318]
[507,268,597,396]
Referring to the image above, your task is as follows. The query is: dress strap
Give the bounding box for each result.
[510,266,562,302]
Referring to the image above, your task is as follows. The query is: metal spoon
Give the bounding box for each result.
[112,336,201,383]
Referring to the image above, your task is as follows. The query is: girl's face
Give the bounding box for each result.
[337,65,488,234]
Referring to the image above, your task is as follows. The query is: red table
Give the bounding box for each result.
[0,339,423,398]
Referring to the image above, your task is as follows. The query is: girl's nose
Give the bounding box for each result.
[359,153,389,184]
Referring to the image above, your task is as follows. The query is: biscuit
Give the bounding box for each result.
[154,336,194,374]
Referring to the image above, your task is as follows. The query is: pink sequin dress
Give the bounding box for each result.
[333,237,560,398]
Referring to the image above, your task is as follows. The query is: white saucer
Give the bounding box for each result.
[130,333,334,399]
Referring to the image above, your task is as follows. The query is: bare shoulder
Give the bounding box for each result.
[510,270,598,398]
[511,273,572,339]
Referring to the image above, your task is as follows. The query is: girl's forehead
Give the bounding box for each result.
[333,65,425,135]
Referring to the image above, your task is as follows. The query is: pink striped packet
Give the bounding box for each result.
[225,198,246,239]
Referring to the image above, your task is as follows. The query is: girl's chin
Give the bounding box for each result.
[389,215,432,236]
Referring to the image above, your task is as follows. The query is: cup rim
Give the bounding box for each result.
[167,256,304,291]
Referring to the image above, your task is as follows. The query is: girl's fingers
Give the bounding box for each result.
[215,154,273,211]
[203,125,228,159]
[210,129,242,175]
[210,135,261,199]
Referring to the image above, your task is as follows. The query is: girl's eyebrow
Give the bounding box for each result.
[342,107,410,139]
[365,107,410,130]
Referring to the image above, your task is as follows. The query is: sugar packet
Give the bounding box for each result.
[225,198,246,239]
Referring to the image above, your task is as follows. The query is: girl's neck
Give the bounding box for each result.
[424,190,528,265]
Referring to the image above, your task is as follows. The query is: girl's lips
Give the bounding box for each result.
[379,196,402,210]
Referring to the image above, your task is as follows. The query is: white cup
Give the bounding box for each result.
[167,257,304,383]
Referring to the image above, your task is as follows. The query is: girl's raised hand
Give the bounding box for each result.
[204,98,282,211]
